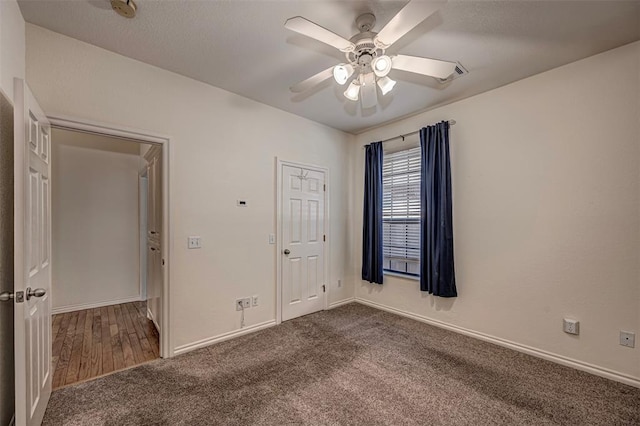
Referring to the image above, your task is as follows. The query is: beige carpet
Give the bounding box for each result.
[43,303,640,425]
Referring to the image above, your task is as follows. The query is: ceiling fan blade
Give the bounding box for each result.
[285,16,355,52]
[392,54,457,79]
[290,66,335,93]
[374,0,447,49]
[360,73,377,109]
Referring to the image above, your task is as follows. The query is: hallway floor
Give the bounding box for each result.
[51,301,159,389]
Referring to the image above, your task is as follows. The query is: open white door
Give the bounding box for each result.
[14,79,52,426]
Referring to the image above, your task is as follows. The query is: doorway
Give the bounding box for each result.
[277,160,329,323]
[49,128,161,388]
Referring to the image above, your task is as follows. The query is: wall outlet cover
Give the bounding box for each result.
[252,295,259,306]
[236,297,251,310]
[563,318,580,335]
[620,331,635,348]
[187,236,202,249]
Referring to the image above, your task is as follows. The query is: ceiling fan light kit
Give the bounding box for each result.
[284,0,462,110]
[344,80,361,101]
[377,76,396,96]
[333,63,354,85]
[372,55,392,77]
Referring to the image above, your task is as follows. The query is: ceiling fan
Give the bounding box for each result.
[285,0,458,109]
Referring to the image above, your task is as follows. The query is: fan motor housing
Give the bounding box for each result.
[347,31,384,74]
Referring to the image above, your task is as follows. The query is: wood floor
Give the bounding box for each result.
[51,301,159,389]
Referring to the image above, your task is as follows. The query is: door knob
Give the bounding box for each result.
[0,291,14,302]
[283,249,290,255]
[26,287,46,301]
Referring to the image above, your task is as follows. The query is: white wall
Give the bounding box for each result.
[0,0,25,102]
[26,24,354,353]
[352,41,640,382]
[51,129,143,312]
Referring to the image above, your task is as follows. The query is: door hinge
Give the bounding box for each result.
[323,184,326,191]
[322,284,326,293]
[323,235,326,242]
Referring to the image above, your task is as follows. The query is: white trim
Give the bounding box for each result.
[173,320,277,355]
[47,115,173,358]
[52,296,143,315]
[147,306,160,332]
[328,298,355,309]
[384,271,419,281]
[139,175,148,301]
[48,115,169,145]
[355,298,640,388]
[275,158,330,325]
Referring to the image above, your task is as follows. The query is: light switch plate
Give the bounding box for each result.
[187,236,202,249]
[269,234,275,244]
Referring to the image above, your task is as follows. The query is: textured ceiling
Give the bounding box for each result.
[18,0,640,133]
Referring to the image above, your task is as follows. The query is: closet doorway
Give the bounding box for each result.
[48,125,167,389]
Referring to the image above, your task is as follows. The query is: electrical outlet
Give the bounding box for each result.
[620,331,635,348]
[235,298,251,311]
[252,295,259,306]
[563,318,580,335]
[187,236,202,249]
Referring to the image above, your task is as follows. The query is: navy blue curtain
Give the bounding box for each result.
[362,142,384,284]
[420,122,457,297]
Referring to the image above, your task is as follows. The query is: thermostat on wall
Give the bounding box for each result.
[237,199,248,207]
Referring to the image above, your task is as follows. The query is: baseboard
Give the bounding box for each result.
[52,295,143,314]
[355,298,640,388]
[328,297,355,309]
[147,307,160,333]
[173,320,277,356]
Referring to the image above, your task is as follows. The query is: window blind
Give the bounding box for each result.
[382,147,421,276]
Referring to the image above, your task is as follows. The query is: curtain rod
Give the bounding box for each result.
[364,120,456,147]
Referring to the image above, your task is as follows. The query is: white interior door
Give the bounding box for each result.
[281,165,325,321]
[14,79,52,426]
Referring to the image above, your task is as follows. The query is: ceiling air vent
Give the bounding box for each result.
[439,62,468,83]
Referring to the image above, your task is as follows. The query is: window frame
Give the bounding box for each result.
[382,146,421,279]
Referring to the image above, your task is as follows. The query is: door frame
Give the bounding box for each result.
[275,158,330,325]
[138,172,148,302]
[46,114,173,358]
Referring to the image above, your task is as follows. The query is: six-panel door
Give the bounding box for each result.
[281,165,325,322]
[14,79,52,426]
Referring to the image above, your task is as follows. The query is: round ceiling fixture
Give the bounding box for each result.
[111,0,137,18]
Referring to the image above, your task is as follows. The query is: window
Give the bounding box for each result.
[382,147,421,277]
